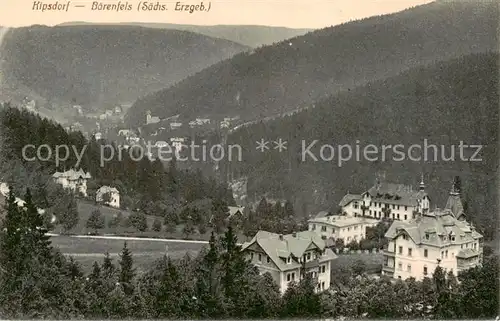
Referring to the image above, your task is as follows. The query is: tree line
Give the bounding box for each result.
[0,187,497,319]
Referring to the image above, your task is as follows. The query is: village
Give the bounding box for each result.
[0,162,484,296]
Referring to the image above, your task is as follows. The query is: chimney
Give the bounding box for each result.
[279,234,283,241]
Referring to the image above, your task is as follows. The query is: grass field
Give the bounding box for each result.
[51,235,206,273]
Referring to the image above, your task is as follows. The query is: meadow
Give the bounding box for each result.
[51,235,206,273]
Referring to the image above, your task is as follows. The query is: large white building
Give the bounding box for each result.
[308,212,379,244]
[52,169,91,197]
[382,185,483,281]
[96,186,120,208]
[339,176,430,222]
[241,230,337,294]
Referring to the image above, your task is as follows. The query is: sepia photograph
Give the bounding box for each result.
[0,0,498,319]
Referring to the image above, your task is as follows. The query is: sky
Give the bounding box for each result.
[1,0,435,29]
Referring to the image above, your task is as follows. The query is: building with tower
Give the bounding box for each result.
[338,174,430,222]
[381,179,483,281]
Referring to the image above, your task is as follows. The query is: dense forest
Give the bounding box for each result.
[0,104,237,233]
[219,52,499,239]
[126,0,498,125]
[0,25,248,109]
[0,189,497,319]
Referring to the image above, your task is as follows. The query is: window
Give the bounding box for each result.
[445,250,448,258]
[267,256,271,263]
[348,227,351,231]
[423,266,428,275]
[451,236,455,241]
[307,253,311,260]
[399,246,403,254]
[322,265,326,273]
[258,254,262,261]
[397,214,400,220]
[405,206,408,211]
[291,273,295,281]
[408,248,412,257]
[398,205,400,210]
[392,204,395,209]
[404,215,407,220]
[287,273,291,281]
[425,233,429,240]
[287,257,291,264]
[441,251,444,259]
[251,253,254,260]
[407,264,411,272]
[321,226,327,232]
[321,282,325,290]
[398,263,402,270]
[424,249,428,258]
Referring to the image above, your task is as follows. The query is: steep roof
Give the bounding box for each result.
[52,168,91,180]
[228,206,244,217]
[385,208,482,247]
[367,182,428,206]
[445,193,465,220]
[241,230,337,271]
[97,186,119,194]
[339,194,362,207]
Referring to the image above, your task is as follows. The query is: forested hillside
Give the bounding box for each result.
[220,52,499,239]
[126,0,498,126]
[0,104,235,228]
[57,22,313,48]
[0,25,249,111]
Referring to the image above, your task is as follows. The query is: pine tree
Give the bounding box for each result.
[118,242,135,295]
[22,188,52,260]
[58,192,79,233]
[86,209,105,233]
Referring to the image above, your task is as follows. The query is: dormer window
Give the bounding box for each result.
[287,257,291,264]
[425,233,429,240]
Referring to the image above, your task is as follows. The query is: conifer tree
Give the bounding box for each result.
[118,242,135,295]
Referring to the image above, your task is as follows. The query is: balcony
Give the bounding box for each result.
[382,265,395,276]
[383,249,396,258]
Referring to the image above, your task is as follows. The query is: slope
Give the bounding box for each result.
[57,22,313,48]
[221,52,499,239]
[0,25,249,111]
[126,0,498,126]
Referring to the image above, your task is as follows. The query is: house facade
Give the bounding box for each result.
[308,214,379,244]
[241,230,337,294]
[381,183,483,281]
[339,176,430,222]
[96,186,120,208]
[52,169,91,197]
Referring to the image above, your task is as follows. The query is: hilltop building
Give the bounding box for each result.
[382,183,483,281]
[241,230,337,294]
[339,175,430,222]
[146,111,160,124]
[96,186,120,208]
[52,169,91,197]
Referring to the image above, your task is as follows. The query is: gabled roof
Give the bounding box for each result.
[241,230,337,271]
[52,168,91,180]
[367,182,428,206]
[339,194,362,207]
[228,206,244,217]
[97,186,119,194]
[456,248,479,259]
[385,208,482,247]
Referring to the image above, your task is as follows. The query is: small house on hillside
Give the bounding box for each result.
[96,186,120,208]
[53,169,91,197]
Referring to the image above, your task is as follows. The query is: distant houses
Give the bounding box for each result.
[146,111,160,124]
[308,214,379,243]
[52,169,91,197]
[96,186,120,208]
[0,182,49,217]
